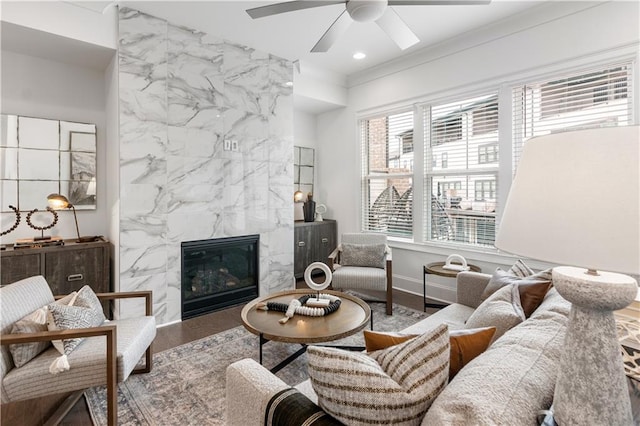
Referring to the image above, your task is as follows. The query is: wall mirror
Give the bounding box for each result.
[1,114,97,212]
[294,146,314,198]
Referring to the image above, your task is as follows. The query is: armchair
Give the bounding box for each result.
[0,276,156,426]
[328,233,393,316]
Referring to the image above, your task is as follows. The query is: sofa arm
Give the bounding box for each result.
[456,271,492,309]
[226,358,289,426]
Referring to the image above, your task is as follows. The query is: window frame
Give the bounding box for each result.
[356,53,636,253]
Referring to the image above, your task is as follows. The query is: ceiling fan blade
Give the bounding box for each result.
[311,10,352,53]
[247,0,345,19]
[388,0,491,5]
[375,8,419,50]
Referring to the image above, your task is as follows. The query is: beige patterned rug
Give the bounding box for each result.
[85,301,428,425]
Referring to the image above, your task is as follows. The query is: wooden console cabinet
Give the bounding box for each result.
[0,238,111,297]
[294,220,337,278]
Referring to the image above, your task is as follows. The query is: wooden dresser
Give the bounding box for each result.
[0,237,111,297]
[294,220,337,278]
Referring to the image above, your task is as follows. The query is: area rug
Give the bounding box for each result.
[85,301,428,425]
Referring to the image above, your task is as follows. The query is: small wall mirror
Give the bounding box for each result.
[294,146,314,198]
[1,114,97,212]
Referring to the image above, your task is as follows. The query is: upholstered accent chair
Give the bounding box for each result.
[0,275,156,426]
[328,233,393,316]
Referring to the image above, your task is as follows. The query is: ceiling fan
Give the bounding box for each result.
[246,0,491,53]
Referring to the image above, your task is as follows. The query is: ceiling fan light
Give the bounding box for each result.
[346,0,388,22]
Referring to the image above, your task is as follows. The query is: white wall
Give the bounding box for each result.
[0,50,113,243]
[1,1,117,50]
[316,1,640,301]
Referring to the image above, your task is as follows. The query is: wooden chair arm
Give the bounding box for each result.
[2,323,119,425]
[328,246,341,270]
[96,291,153,316]
[1,324,117,346]
[54,291,153,317]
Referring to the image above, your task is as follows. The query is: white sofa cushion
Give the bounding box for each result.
[465,283,525,342]
[422,289,570,426]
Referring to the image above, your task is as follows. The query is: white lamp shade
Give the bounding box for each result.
[495,126,639,275]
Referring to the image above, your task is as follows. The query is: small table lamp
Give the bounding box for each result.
[47,193,95,243]
[495,125,639,425]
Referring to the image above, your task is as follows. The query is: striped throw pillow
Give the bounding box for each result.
[307,323,449,426]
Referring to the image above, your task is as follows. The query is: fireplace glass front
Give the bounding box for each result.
[181,235,259,320]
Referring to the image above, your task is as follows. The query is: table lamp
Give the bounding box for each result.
[495,125,639,425]
[47,193,95,243]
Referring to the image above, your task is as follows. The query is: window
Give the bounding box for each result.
[360,110,414,237]
[478,143,498,164]
[513,63,633,171]
[359,60,634,247]
[475,179,496,201]
[425,94,499,247]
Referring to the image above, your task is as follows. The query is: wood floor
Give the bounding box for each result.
[1,286,429,426]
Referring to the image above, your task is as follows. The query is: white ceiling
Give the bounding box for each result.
[122,0,545,79]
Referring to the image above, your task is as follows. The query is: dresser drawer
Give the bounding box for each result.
[1,253,42,286]
[44,247,106,295]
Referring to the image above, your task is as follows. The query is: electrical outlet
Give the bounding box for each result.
[231,140,239,152]
[224,139,231,151]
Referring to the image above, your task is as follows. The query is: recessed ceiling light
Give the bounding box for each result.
[353,52,366,60]
[285,81,294,87]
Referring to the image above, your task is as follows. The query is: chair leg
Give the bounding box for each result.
[106,327,118,426]
[386,261,393,316]
[133,343,153,374]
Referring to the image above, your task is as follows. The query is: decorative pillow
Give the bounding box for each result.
[265,388,344,426]
[73,285,107,324]
[508,259,535,278]
[48,304,105,354]
[340,243,386,269]
[465,284,525,343]
[308,323,449,426]
[9,307,51,368]
[481,269,552,318]
[448,327,496,379]
[47,287,105,374]
[46,292,79,354]
[363,330,417,352]
[364,327,496,380]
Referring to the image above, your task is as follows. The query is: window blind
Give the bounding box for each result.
[512,62,634,174]
[424,94,499,247]
[361,110,414,237]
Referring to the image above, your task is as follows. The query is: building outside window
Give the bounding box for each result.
[474,179,496,201]
[478,143,498,164]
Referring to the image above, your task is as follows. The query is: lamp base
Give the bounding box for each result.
[77,236,100,243]
[552,266,636,426]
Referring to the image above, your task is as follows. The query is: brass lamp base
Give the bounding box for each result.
[77,236,100,243]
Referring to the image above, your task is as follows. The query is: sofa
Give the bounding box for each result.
[226,271,571,425]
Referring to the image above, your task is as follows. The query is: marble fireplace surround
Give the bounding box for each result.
[118,8,294,325]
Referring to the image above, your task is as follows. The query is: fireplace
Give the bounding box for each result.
[181,235,259,320]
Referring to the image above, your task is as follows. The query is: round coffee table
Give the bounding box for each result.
[241,289,371,372]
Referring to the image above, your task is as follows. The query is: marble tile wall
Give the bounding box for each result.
[118,8,294,324]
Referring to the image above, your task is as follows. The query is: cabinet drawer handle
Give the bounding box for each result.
[67,274,84,282]
[298,241,305,247]
[321,238,329,243]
